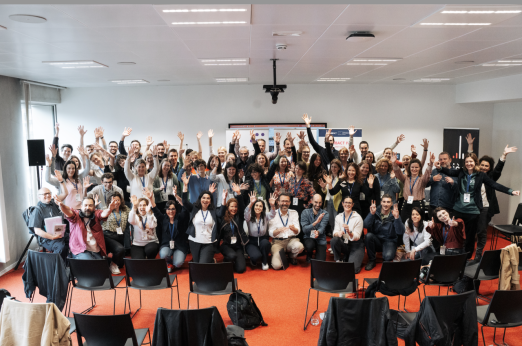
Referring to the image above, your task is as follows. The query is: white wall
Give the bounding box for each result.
[456,73,522,104]
[57,84,494,163]
[492,102,522,224]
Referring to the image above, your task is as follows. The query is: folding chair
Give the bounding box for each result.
[74,313,150,346]
[420,253,468,297]
[187,262,237,309]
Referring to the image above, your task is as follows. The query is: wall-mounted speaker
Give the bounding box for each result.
[27,139,46,166]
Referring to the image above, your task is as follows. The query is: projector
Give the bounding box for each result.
[346,32,375,42]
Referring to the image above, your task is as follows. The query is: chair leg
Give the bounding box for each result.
[187,292,191,310]
[304,289,319,331]
[67,287,74,317]
[446,286,450,296]
[79,291,96,314]
[501,328,507,346]
[130,290,142,319]
[438,286,440,296]
[113,289,117,315]
[397,295,401,311]
[417,288,422,307]
[197,294,199,309]
[403,295,408,312]
[423,285,427,299]
[481,325,486,346]
[303,288,312,331]
[175,276,180,309]
[170,287,173,310]
[143,329,152,345]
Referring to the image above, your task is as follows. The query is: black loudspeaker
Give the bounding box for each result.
[27,139,46,166]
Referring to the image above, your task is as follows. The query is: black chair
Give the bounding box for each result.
[123,258,179,318]
[187,262,237,309]
[363,259,422,312]
[477,290,522,346]
[421,253,468,297]
[303,260,358,330]
[464,249,501,302]
[67,259,125,317]
[74,312,150,346]
[492,203,522,249]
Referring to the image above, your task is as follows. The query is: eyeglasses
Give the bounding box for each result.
[38,193,52,197]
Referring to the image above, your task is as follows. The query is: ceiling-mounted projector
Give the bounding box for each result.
[346,32,375,42]
[263,59,286,105]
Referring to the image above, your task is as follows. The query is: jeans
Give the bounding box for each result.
[452,211,479,259]
[245,237,271,265]
[40,233,70,262]
[220,243,246,273]
[302,238,326,261]
[104,232,125,267]
[476,207,490,258]
[72,251,102,260]
[330,237,365,272]
[364,232,397,262]
[130,243,159,259]
[189,241,216,263]
[159,246,187,268]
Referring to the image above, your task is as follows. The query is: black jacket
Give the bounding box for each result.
[151,306,228,346]
[404,291,478,346]
[307,127,331,170]
[441,166,512,211]
[22,250,69,311]
[329,180,363,215]
[318,296,398,346]
[485,159,504,217]
[228,141,262,173]
[359,178,381,219]
[153,205,190,254]
[183,192,220,242]
[217,192,249,246]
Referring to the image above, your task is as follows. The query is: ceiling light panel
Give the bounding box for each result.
[43,60,108,69]
[215,78,248,82]
[414,5,522,27]
[413,78,451,82]
[154,4,251,27]
[199,58,249,66]
[346,58,402,66]
[482,59,522,66]
[110,79,149,84]
[316,78,350,82]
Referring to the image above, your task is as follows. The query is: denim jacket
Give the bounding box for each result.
[300,207,329,245]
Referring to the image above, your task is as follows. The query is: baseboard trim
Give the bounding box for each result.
[0,255,27,277]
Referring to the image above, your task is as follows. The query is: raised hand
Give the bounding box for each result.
[318,178,326,189]
[466,133,475,145]
[390,171,396,179]
[428,217,435,229]
[127,145,136,157]
[434,161,441,169]
[231,183,241,194]
[83,176,92,190]
[54,170,63,181]
[430,152,435,163]
[297,131,305,140]
[390,152,397,164]
[448,216,458,227]
[370,200,377,215]
[130,195,138,206]
[396,134,405,144]
[177,132,184,141]
[48,144,57,157]
[196,131,203,141]
[433,174,442,182]
[45,154,52,166]
[238,169,244,180]
[222,190,228,203]
[93,194,100,207]
[175,193,183,206]
[108,197,118,211]
[235,130,241,141]
[151,145,158,156]
[290,161,295,173]
[275,132,281,144]
[163,140,170,152]
[349,145,355,157]
[240,182,249,190]
[512,191,521,196]
[503,145,517,156]
[208,129,214,138]
[367,174,375,187]
[250,129,256,141]
[92,142,103,151]
[55,122,60,135]
[325,129,332,141]
[94,127,101,139]
[77,146,87,158]
[181,172,190,186]
[323,174,332,185]
[249,191,257,204]
[348,125,357,136]
[209,183,217,194]
[146,136,154,148]
[444,177,454,185]
[53,195,63,207]
[122,127,132,138]
[78,125,87,136]
[392,204,400,219]
[302,113,312,127]
[421,138,429,150]
[411,145,417,154]
[143,187,154,201]
[269,193,277,207]
[278,149,286,157]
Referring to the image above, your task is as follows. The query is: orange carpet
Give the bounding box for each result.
[1,230,521,346]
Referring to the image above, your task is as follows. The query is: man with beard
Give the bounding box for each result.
[300,194,329,263]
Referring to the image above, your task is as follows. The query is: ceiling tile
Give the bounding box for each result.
[333,4,444,26]
[251,5,347,25]
[53,5,166,27]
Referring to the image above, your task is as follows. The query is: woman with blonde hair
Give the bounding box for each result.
[375,158,400,204]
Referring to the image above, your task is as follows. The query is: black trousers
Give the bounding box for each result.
[245,236,271,265]
[302,238,326,261]
[40,233,70,262]
[220,243,246,273]
[104,231,125,267]
[452,210,479,259]
[130,243,159,259]
[330,237,365,272]
[189,240,216,263]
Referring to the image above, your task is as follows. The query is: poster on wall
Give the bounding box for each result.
[443,128,480,170]
[316,128,362,152]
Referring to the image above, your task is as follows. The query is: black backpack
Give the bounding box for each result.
[22,206,36,234]
[227,290,267,330]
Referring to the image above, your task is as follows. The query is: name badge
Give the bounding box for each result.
[231,236,237,244]
[293,197,298,206]
[170,240,175,249]
[380,191,384,198]
[360,192,365,200]
[407,196,414,204]
[440,245,446,255]
[463,193,470,203]
[142,231,148,240]
[126,186,131,193]
[75,194,82,202]
[344,238,349,244]
[282,232,288,239]
[161,192,167,200]
[258,196,263,201]
[116,227,123,235]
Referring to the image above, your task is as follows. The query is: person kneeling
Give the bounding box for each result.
[331,196,365,273]
[218,186,249,273]
[268,193,304,269]
[364,194,404,271]
[301,194,329,263]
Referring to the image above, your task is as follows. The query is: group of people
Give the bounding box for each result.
[29,114,519,276]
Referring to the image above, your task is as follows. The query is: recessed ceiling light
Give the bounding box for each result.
[172,21,246,25]
[110,79,149,84]
[163,9,246,12]
[455,61,475,64]
[199,58,249,66]
[43,60,108,69]
[215,78,248,82]
[272,31,302,37]
[441,10,521,14]
[347,58,402,66]
[421,22,491,25]
[482,59,522,67]
[414,78,451,82]
[316,78,350,82]
[117,62,136,65]
[9,14,47,23]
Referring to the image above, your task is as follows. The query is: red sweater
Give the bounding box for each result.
[426,219,466,249]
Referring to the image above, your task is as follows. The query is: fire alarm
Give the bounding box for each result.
[276,44,287,50]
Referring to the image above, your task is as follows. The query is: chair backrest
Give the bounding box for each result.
[511,203,522,226]
[427,253,468,284]
[483,290,522,325]
[310,260,356,292]
[189,262,235,293]
[69,259,115,289]
[378,259,422,290]
[475,249,502,279]
[74,313,138,346]
[423,291,476,334]
[124,259,170,288]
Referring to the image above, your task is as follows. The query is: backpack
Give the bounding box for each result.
[453,276,477,294]
[227,290,267,330]
[226,325,249,346]
[22,206,36,235]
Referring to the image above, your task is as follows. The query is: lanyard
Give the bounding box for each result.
[141,216,147,230]
[98,166,104,174]
[466,174,473,193]
[413,232,419,245]
[254,181,262,195]
[278,172,287,187]
[442,225,449,245]
[201,210,209,225]
[140,176,146,188]
[68,179,78,191]
[409,176,419,194]
[347,182,355,196]
[163,177,168,192]
[278,210,289,227]
[169,222,176,239]
[343,211,353,233]
[230,221,235,236]
[113,210,121,226]
[256,218,262,237]
[293,177,303,195]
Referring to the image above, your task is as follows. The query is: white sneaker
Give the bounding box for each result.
[328,248,333,254]
[262,263,269,271]
[110,262,121,275]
